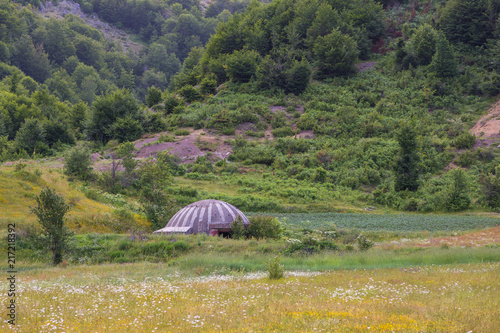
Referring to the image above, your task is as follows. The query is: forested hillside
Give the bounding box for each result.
[1,0,500,231]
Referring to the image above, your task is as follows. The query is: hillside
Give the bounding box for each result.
[1,0,500,233]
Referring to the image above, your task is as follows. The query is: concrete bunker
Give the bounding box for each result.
[153,199,249,236]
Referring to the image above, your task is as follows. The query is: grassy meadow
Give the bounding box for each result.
[3,262,499,332]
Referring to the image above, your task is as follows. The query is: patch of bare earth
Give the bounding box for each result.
[470,99,500,147]
[135,129,232,164]
[444,99,500,171]
[380,226,500,249]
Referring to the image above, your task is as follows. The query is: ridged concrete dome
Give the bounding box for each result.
[153,199,249,235]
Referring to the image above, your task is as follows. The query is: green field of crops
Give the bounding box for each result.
[261,213,500,232]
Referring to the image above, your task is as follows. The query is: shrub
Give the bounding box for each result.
[481,165,500,209]
[146,86,163,107]
[231,216,246,239]
[272,126,293,137]
[174,129,190,136]
[357,235,374,251]
[267,256,284,280]
[453,132,476,149]
[445,169,471,212]
[64,145,94,181]
[225,49,260,83]
[108,115,144,143]
[313,29,359,78]
[179,85,200,103]
[247,215,283,240]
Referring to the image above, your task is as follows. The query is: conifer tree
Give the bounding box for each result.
[445,169,471,211]
[430,31,458,77]
[394,122,420,192]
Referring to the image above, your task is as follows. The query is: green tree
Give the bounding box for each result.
[85,89,142,143]
[69,102,88,133]
[146,86,163,107]
[438,0,498,46]
[139,151,173,229]
[108,115,144,143]
[430,31,458,78]
[64,144,94,181]
[313,29,359,78]
[42,119,75,148]
[74,35,103,68]
[12,37,52,83]
[225,49,260,83]
[481,165,500,209]
[146,43,181,80]
[394,122,421,192]
[14,118,48,156]
[31,187,72,265]
[285,59,311,95]
[412,24,437,65]
[32,20,76,65]
[445,169,471,211]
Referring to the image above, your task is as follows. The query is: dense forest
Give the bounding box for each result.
[1,0,500,229]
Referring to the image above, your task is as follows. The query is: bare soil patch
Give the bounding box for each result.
[134,129,232,164]
[470,100,500,140]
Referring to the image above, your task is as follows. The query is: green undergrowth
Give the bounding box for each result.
[15,226,500,268]
[12,246,500,281]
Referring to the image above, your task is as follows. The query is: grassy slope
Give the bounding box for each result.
[0,161,113,230]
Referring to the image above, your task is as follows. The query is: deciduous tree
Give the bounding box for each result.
[31,187,72,265]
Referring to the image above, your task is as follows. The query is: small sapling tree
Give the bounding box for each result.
[267,256,284,280]
[31,187,72,265]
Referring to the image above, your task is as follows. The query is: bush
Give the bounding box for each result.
[174,129,190,136]
[481,165,500,209]
[357,235,374,251]
[313,29,359,78]
[453,132,476,149]
[225,49,260,83]
[146,86,163,107]
[445,169,471,212]
[247,215,283,240]
[64,145,94,181]
[179,85,200,103]
[230,216,245,239]
[272,127,293,137]
[108,115,144,143]
[267,256,284,280]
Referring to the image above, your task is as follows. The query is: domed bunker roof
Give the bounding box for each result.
[153,199,249,236]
